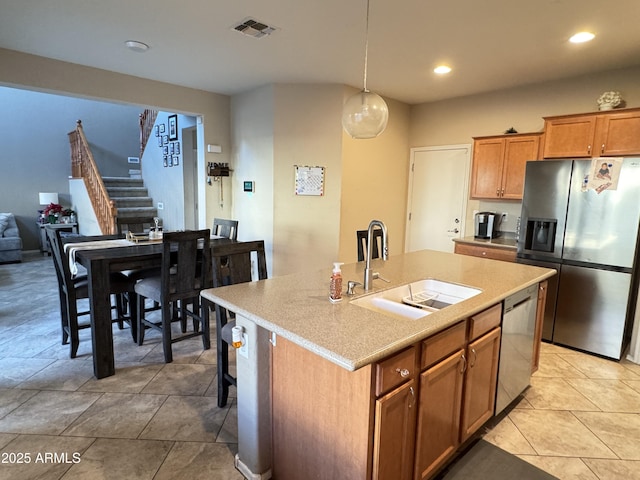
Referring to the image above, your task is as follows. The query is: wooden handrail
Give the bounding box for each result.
[68,120,117,234]
[139,109,158,158]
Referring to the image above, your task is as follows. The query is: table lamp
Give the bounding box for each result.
[39,192,59,205]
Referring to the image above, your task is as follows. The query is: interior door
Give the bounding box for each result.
[405,145,471,253]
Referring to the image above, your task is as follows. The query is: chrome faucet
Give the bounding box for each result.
[364,219,388,291]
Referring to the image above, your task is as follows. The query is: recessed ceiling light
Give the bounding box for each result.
[569,32,595,43]
[434,65,452,75]
[125,40,150,53]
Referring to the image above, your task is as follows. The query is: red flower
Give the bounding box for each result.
[43,203,63,216]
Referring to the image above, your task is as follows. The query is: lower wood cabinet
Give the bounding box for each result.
[460,327,501,442]
[414,349,465,480]
[531,280,548,373]
[373,380,417,480]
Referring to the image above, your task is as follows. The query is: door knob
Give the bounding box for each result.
[447,228,459,233]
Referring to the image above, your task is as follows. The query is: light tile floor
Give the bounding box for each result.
[484,344,640,480]
[2,253,640,479]
[0,252,241,480]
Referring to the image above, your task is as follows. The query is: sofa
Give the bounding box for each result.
[0,213,23,263]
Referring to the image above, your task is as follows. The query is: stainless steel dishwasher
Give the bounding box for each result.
[495,284,538,414]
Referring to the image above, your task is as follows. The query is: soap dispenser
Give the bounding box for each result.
[329,262,344,303]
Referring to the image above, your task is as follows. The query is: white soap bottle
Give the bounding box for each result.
[329,262,344,303]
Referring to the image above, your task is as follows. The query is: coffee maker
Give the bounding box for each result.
[474,212,503,239]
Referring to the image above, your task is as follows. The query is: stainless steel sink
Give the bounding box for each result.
[351,278,482,320]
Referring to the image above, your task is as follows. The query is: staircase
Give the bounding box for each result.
[102,177,157,220]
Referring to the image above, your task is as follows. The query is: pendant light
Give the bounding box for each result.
[342,0,389,139]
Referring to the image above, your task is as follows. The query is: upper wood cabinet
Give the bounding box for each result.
[542,108,640,158]
[470,133,542,200]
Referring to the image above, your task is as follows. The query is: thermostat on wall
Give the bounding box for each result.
[243,181,254,192]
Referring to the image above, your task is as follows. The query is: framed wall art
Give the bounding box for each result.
[168,115,178,141]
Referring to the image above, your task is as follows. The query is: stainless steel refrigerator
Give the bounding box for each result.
[517,158,640,360]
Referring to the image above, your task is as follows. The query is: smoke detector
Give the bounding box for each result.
[232,18,277,38]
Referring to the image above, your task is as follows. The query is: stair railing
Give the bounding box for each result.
[68,120,117,234]
[139,109,158,158]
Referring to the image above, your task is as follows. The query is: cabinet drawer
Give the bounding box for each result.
[420,321,466,370]
[469,304,502,340]
[454,243,516,262]
[375,346,417,397]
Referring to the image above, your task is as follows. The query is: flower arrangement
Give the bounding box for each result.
[597,91,622,110]
[43,202,63,217]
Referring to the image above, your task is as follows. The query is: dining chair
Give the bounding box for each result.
[212,218,238,240]
[115,216,156,236]
[135,229,212,363]
[204,240,267,407]
[357,228,383,261]
[46,227,138,358]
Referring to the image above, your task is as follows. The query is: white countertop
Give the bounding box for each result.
[201,249,555,371]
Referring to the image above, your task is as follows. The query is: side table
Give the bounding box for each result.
[38,222,78,255]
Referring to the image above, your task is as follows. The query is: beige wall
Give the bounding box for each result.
[230,84,412,276]
[230,85,276,274]
[410,65,640,233]
[0,48,231,231]
[272,84,345,276]
[339,93,411,263]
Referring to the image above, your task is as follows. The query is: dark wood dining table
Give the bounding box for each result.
[72,236,235,378]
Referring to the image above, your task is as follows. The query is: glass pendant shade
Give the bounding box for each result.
[342,90,389,139]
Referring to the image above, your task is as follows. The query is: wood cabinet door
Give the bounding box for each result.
[460,327,501,442]
[543,115,597,158]
[414,350,465,480]
[470,138,505,199]
[501,135,541,199]
[373,380,417,480]
[532,281,548,373]
[595,110,640,156]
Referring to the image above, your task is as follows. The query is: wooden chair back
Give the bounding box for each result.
[116,216,156,236]
[357,229,383,262]
[45,226,75,294]
[211,240,267,287]
[212,218,239,241]
[161,229,212,302]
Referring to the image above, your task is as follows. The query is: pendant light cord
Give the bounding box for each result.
[363,0,371,93]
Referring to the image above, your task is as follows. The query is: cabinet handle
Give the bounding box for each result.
[396,368,410,378]
[501,189,505,196]
[587,144,591,155]
[496,188,500,196]
[408,386,415,409]
[460,354,467,373]
[470,348,477,367]
[601,143,605,154]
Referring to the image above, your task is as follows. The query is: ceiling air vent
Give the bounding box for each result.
[232,17,277,38]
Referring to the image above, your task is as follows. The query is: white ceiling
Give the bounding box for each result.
[1,0,639,105]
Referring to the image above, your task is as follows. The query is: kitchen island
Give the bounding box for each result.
[201,249,555,480]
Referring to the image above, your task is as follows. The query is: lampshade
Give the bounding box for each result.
[39,192,59,205]
[342,0,389,139]
[342,90,389,139]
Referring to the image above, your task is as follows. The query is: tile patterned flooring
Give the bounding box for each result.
[2,252,640,479]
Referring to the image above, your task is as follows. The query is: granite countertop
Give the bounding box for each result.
[453,233,517,250]
[201,249,554,372]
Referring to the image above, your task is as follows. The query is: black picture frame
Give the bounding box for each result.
[168,114,178,141]
[154,125,160,137]
[173,155,179,166]
[163,156,168,167]
[174,142,180,154]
